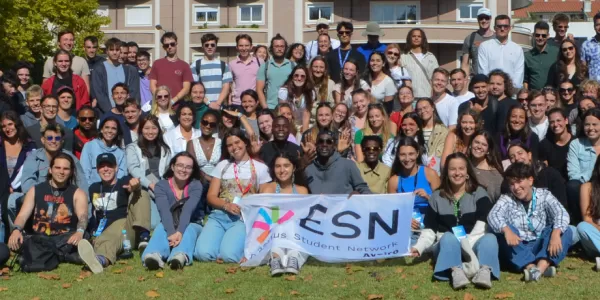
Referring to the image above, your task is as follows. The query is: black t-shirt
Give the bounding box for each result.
[539,137,573,181]
[89,176,131,227]
[259,141,302,168]
[326,48,367,83]
[32,181,78,235]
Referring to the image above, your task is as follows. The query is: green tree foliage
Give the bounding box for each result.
[0,0,110,69]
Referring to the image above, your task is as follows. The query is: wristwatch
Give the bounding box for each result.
[12,225,23,233]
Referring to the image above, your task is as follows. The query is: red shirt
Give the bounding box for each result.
[149,58,194,96]
[390,111,403,132]
[73,129,95,159]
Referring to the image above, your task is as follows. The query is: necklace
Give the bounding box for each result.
[50,182,65,198]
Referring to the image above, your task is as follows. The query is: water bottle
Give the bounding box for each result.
[120,229,133,259]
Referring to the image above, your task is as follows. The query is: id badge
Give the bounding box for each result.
[233,196,241,204]
[452,225,467,241]
[94,218,108,237]
[412,210,424,229]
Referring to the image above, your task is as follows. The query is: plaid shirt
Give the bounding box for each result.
[487,188,569,241]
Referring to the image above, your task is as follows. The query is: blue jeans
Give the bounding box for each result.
[150,199,160,230]
[141,223,202,266]
[194,210,246,263]
[497,225,572,271]
[432,232,500,281]
[577,222,600,257]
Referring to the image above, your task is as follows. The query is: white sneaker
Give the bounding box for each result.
[77,239,103,274]
[144,253,164,270]
[595,257,600,272]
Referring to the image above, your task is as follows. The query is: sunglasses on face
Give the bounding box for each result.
[338,30,352,36]
[162,42,176,48]
[562,46,575,52]
[477,16,491,21]
[316,25,328,30]
[204,43,216,48]
[317,138,334,145]
[535,34,547,38]
[517,97,528,102]
[386,51,400,57]
[293,73,306,79]
[559,88,574,93]
[46,136,62,142]
[557,25,569,29]
[362,146,381,152]
[495,24,510,30]
[78,117,95,122]
[157,95,169,99]
[201,120,218,128]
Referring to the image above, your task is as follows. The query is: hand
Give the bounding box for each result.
[240,257,248,264]
[469,101,484,113]
[414,189,429,200]
[347,191,360,199]
[411,219,421,230]
[67,231,85,246]
[409,247,420,257]
[209,101,221,110]
[548,231,563,257]
[8,230,23,251]
[337,128,351,152]
[504,229,522,246]
[223,109,239,118]
[168,232,183,247]
[149,183,156,191]
[301,137,316,161]
[567,33,574,40]
[225,202,241,216]
[91,99,97,108]
[9,187,13,194]
[124,178,141,192]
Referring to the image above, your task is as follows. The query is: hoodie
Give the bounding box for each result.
[304,152,371,194]
[21,111,65,129]
[20,149,88,195]
[80,139,128,186]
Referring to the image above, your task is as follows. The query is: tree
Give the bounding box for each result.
[0,0,110,69]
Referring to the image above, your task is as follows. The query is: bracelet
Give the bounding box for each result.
[12,225,23,233]
[77,228,85,233]
[222,202,229,212]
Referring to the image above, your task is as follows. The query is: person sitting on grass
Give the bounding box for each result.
[576,158,600,270]
[488,162,572,282]
[259,152,309,276]
[8,153,89,272]
[77,153,149,274]
[411,153,497,290]
[356,135,391,194]
[141,152,205,270]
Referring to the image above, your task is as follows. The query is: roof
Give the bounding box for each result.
[513,0,600,19]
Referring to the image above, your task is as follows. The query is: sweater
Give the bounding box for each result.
[125,143,170,189]
[41,75,90,111]
[424,186,492,234]
[79,139,127,186]
[305,152,371,194]
[90,61,140,115]
[154,179,204,236]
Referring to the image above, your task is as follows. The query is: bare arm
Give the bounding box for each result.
[173,82,191,103]
[74,189,88,231]
[334,91,342,104]
[217,82,231,106]
[354,144,364,163]
[257,80,267,108]
[150,79,158,95]
[388,175,399,193]
[461,53,470,78]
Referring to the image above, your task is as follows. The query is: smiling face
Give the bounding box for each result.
[142,120,159,142]
[124,105,141,125]
[316,133,335,158]
[478,14,491,30]
[352,93,369,115]
[534,28,549,48]
[555,21,569,38]
[470,135,489,160]
[292,69,307,87]
[363,139,382,164]
[432,72,448,94]
[55,54,71,73]
[580,99,597,116]
[119,46,129,63]
[27,94,42,113]
[317,106,333,128]
[57,92,73,111]
[460,115,476,137]
[58,33,74,52]
[178,107,194,129]
[258,114,273,136]
[200,114,218,136]
[137,55,149,71]
[273,117,290,141]
[42,98,58,120]
[342,61,358,81]
[1,119,17,139]
[311,59,326,79]
[333,104,348,124]
[191,84,206,104]
[278,106,293,123]
[101,120,118,143]
[401,117,418,137]
[112,86,128,106]
[318,35,331,53]
[508,176,534,201]
[489,75,506,97]
[450,72,467,93]
[508,145,532,164]
[369,53,385,73]
[50,158,72,185]
[241,94,258,114]
[77,109,96,131]
[368,107,384,130]
[416,100,433,122]
[172,156,194,182]
[255,47,268,61]
[42,130,63,152]
[291,45,304,61]
[549,111,568,136]
[447,157,468,187]
[559,82,575,103]
[236,37,252,58]
[529,95,547,120]
[156,90,170,110]
[128,47,138,63]
[16,68,30,86]
[274,156,294,183]
[97,162,117,183]
[398,145,418,171]
[386,47,400,65]
[509,108,527,132]
[561,41,576,60]
[584,115,600,140]
[472,82,488,100]
[226,135,248,161]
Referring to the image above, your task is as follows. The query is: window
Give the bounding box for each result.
[306,2,333,23]
[125,5,152,27]
[97,5,109,28]
[193,5,219,25]
[370,2,418,25]
[457,1,483,22]
[239,4,264,24]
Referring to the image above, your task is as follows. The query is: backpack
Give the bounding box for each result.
[195,59,227,82]
[19,235,61,272]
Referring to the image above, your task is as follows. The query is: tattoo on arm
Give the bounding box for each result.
[76,213,88,231]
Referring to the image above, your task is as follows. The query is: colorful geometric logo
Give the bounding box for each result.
[252,207,295,243]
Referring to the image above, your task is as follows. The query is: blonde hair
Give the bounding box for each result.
[362,104,392,144]
[384,44,402,67]
[26,85,43,99]
[581,79,600,98]
[151,86,175,116]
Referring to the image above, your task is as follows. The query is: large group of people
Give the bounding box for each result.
[1,8,600,290]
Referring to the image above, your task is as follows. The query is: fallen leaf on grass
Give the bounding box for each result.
[463,292,474,300]
[112,269,123,274]
[138,276,146,282]
[567,275,579,281]
[429,296,441,300]
[367,294,384,300]
[375,275,385,282]
[216,258,224,264]
[225,267,238,274]
[214,277,226,283]
[506,276,515,281]
[360,289,367,295]
[38,273,60,280]
[125,266,134,271]
[32,297,40,300]
[0,287,7,292]
[285,275,296,281]
[411,285,419,290]
[395,268,404,274]
[345,264,365,275]
[303,274,313,282]
[494,292,514,299]
[1,267,9,274]
[2,276,9,280]
[155,272,164,278]
[290,290,300,296]
[145,290,160,298]
[400,274,406,279]
[79,270,92,279]
[118,261,129,265]
[225,288,236,294]
[62,283,72,289]
[240,267,251,272]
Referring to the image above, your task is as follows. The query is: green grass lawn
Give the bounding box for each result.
[0,253,599,300]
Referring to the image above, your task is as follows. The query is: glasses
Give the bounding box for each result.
[534,34,548,38]
[386,51,400,57]
[204,43,216,48]
[495,24,510,30]
[338,30,352,36]
[477,16,491,21]
[559,88,574,93]
[368,102,384,108]
[43,105,58,110]
[175,164,193,171]
[157,95,169,99]
[162,42,176,48]
[45,136,62,142]
[362,146,381,152]
[316,25,328,30]
[562,46,575,52]
[317,138,334,145]
[293,74,306,79]
[78,117,95,122]
[529,104,545,109]
[201,120,218,128]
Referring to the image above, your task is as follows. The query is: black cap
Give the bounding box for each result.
[96,153,117,166]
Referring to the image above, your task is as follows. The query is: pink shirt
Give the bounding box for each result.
[149,58,194,96]
[229,56,262,105]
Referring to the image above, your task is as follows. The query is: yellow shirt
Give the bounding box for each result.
[356,162,391,194]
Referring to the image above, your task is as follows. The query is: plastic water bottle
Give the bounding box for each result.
[121,229,133,259]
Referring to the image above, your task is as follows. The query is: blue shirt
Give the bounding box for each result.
[567,137,598,183]
[357,42,387,62]
[581,37,600,81]
[61,116,78,130]
[396,166,432,213]
[103,61,125,107]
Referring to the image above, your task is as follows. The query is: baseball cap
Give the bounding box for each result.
[96,153,117,167]
[316,18,330,27]
[477,8,492,17]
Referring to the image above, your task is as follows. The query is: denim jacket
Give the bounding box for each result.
[567,137,598,183]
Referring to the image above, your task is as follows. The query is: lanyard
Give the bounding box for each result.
[100,181,118,215]
[452,193,465,223]
[523,190,537,233]
[168,178,189,200]
[275,183,298,194]
[338,48,351,69]
[398,167,419,193]
[233,159,256,195]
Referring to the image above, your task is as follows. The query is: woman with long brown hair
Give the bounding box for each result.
[441,109,481,168]
[278,65,315,134]
[551,39,588,87]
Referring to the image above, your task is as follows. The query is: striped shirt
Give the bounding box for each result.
[487,188,569,242]
[192,58,233,103]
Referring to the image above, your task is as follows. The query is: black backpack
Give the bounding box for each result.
[195,59,226,82]
[19,235,60,272]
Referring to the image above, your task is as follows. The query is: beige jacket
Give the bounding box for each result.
[427,124,449,158]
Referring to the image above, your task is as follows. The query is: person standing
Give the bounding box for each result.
[357,22,387,62]
[83,36,105,76]
[581,13,600,82]
[42,30,90,92]
[431,68,459,130]
[548,14,573,48]
[150,32,194,107]
[401,28,439,98]
[137,51,153,113]
[450,69,474,104]
[229,34,262,111]
[461,8,495,78]
[478,15,524,89]
[325,22,366,84]
[127,42,139,65]
[257,34,295,109]
[524,21,558,91]
[458,74,500,135]
[192,34,232,110]
[305,18,340,62]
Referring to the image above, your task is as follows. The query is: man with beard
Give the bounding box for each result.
[100,83,134,145]
[259,116,301,167]
[356,136,390,194]
[524,21,558,91]
[127,42,139,65]
[257,34,295,109]
[73,106,98,159]
[304,130,370,195]
[461,8,495,78]
[91,38,140,116]
[26,95,75,151]
[489,70,519,133]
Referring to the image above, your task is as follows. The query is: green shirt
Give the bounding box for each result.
[257,58,295,109]
[524,44,559,90]
[356,162,391,194]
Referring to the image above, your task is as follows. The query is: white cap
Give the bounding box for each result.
[477,8,492,17]
[316,18,330,26]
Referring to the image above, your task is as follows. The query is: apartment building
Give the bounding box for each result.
[97,0,531,70]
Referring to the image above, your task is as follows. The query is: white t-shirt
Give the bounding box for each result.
[370,76,397,102]
[334,80,371,107]
[389,66,412,88]
[211,159,272,184]
[435,94,460,127]
[454,91,475,104]
[157,113,175,132]
[529,118,549,141]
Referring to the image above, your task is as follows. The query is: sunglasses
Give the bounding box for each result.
[338,30,352,36]
[317,138,334,145]
[477,16,491,21]
[157,95,169,99]
[201,120,218,128]
[204,43,216,48]
[316,25,329,30]
[559,88,574,93]
[78,117,95,122]
[362,146,381,152]
[386,51,400,57]
[517,97,528,102]
[534,34,547,38]
[162,42,176,48]
[562,46,575,52]
[293,73,306,79]
[46,136,62,142]
[495,24,510,29]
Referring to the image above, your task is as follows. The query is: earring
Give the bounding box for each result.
[465,175,469,179]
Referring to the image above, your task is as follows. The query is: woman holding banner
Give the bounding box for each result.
[259,152,309,275]
[194,128,271,263]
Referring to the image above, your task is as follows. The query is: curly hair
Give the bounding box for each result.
[488,69,514,98]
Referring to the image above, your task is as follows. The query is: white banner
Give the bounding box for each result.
[240,193,415,266]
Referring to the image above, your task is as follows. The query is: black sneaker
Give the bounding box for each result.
[138,235,150,253]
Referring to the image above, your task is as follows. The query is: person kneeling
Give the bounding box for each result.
[8,153,89,272]
[411,153,498,290]
[78,153,150,274]
[488,162,572,282]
